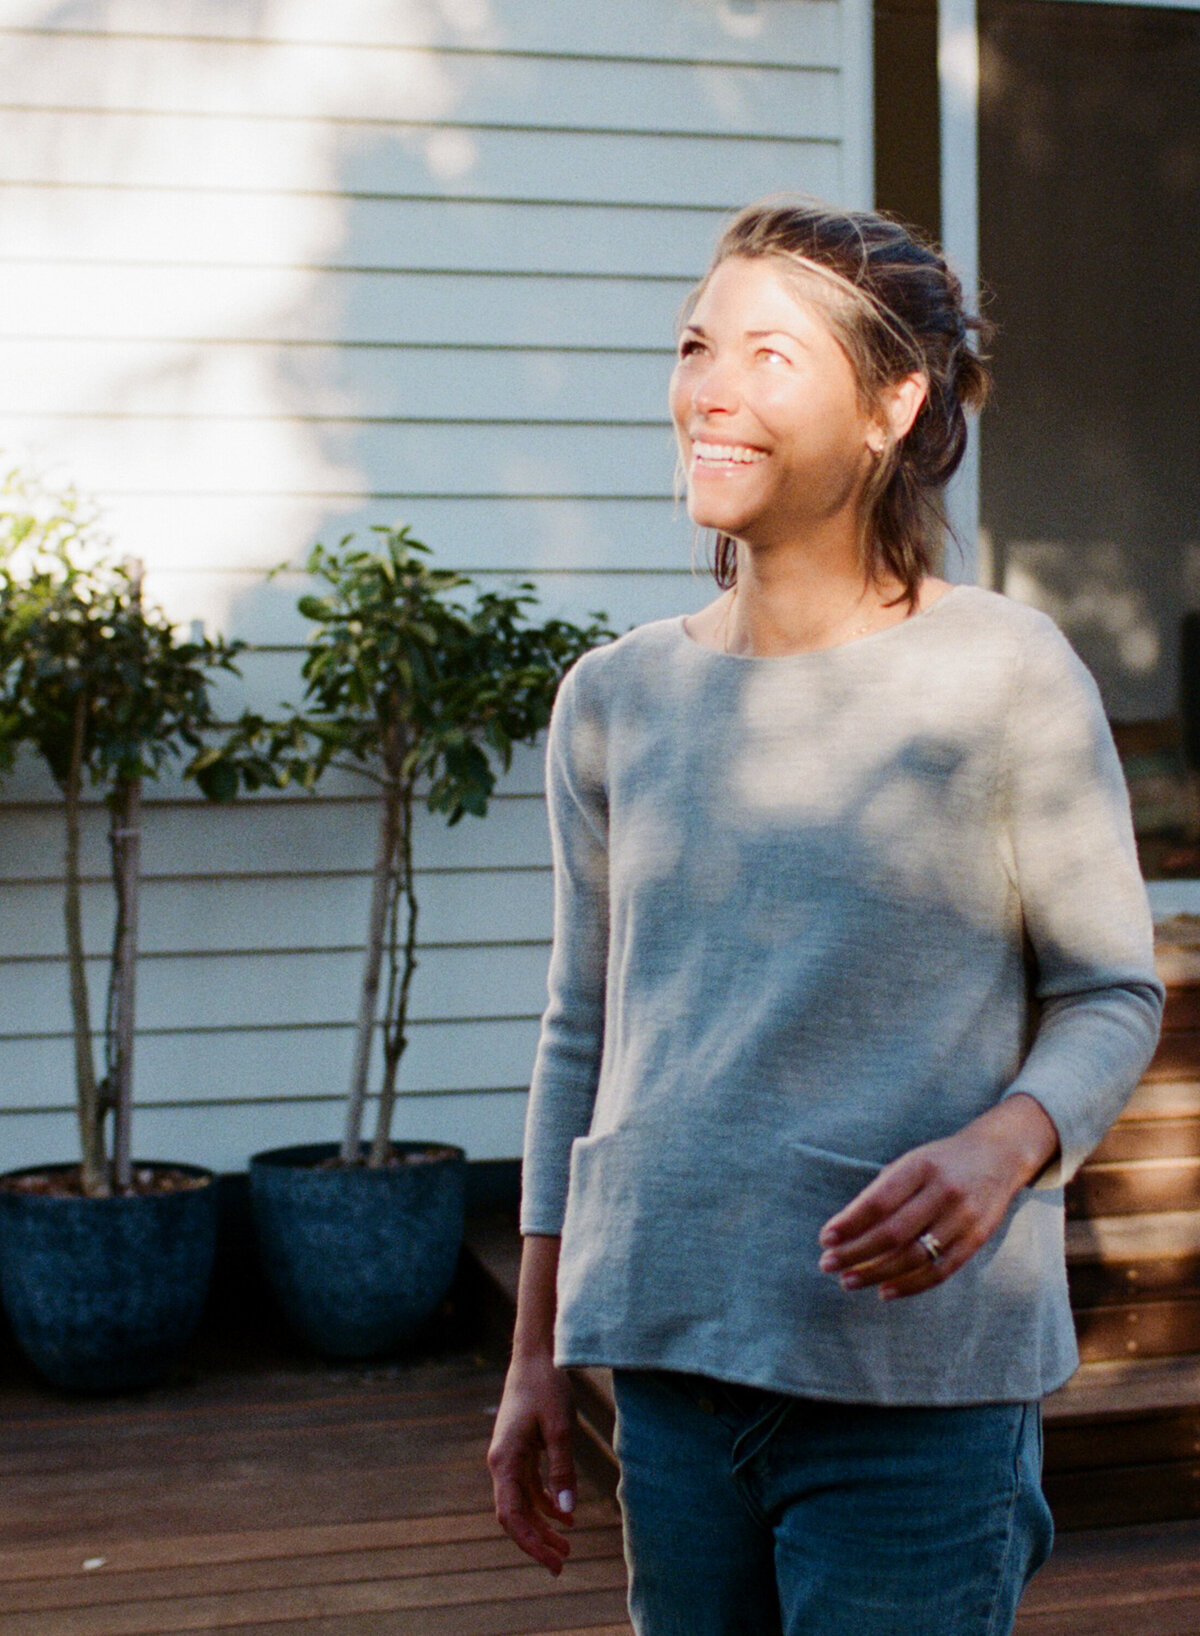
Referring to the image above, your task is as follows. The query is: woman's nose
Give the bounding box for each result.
[692,358,740,415]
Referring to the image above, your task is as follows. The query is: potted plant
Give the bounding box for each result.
[227,526,610,1359]
[0,466,243,1390]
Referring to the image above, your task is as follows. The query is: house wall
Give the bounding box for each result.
[0,0,873,1174]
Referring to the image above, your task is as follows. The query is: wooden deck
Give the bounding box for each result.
[3,1312,1200,1636]
[0,1303,632,1636]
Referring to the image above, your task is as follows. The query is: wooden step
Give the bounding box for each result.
[1086,1081,1200,1164]
[1074,1298,1200,1365]
[1067,1156,1200,1218]
[1043,1356,1200,1527]
[1145,1035,1200,1080]
[1154,940,1200,986]
[1117,1078,1200,1120]
[1068,1212,1200,1362]
[1092,1116,1200,1163]
[1067,1210,1200,1306]
[1163,985,1200,1029]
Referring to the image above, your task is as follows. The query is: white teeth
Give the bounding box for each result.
[692,443,767,464]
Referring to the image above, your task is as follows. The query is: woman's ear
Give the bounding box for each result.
[878,371,929,445]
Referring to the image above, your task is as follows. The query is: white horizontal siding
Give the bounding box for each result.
[0,793,552,880]
[0,1091,531,1176]
[0,34,842,131]
[2,1020,541,1107]
[0,114,844,204]
[0,0,873,1169]
[0,491,689,574]
[0,1,844,63]
[0,418,681,505]
[0,266,693,346]
[0,869,554,956]
[0,340,673,421]
[0,943,550,1036]
[4,193,735,275]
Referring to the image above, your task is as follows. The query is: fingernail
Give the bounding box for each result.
[840,1272,862,1290]
[819,1252,839,1273]
[879,1285,897,1301]
[819,1228,839,1247]
[558,1490,575,1514]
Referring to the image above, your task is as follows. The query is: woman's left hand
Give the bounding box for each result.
[816,1093,1061,1300]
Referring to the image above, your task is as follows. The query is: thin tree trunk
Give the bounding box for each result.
[369,782,418,1167]
[64,692,106,1196]
[107,775,141,1192]
[341,779,402,1163]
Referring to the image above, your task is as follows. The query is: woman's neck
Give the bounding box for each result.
[713,543,912,657]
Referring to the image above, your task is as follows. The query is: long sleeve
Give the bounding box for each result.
[999,619,1164,1185]
[520,660,610,1234]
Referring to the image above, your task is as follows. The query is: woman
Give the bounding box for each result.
[487,197,1164,1635]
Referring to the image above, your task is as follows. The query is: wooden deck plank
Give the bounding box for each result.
[165,1598,632,1636]
[0,1465,554,1551]
[2,1408,508,1477]
[1074,1295,1200,1362]
[1014,1520,1200,1632]
[0,1503,620,1583]
[1114,1078,1200,1119]
[172,1599,632,1636]
[1044,1353,1200,1419]
[0,1525,627,1614]
[0,1556,632,1635]
[1017,1597,1200,1635]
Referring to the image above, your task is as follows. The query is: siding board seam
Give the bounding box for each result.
[0,261,698,283]
[0,338,675,354]
[0,1013,542,1041]
[0,29,840,74]
[36,491,679,503]
[0,941,552,963]
[0,183,827,206]
[0,108,839,145]
[0,867,552,883]
[7,413,673,429]
[0,1087,531,1114]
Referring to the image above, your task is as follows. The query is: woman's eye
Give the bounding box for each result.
[677,339,705,359]
[758,347,789,364]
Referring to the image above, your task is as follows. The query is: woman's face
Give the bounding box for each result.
[670,255,880,553]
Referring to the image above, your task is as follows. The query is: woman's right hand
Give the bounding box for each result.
[487,1352,578,1574]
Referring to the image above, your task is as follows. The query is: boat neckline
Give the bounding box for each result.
[674,582,972,662]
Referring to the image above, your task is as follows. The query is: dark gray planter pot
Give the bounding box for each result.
[0,1162,219,1392]
[248,1141,467,1359]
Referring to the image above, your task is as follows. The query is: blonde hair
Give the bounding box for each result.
[685,196,992,605]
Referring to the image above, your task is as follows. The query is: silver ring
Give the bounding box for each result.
[918,1231,944,1265]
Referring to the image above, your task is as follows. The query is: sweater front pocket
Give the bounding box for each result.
[555,1126,890,1375]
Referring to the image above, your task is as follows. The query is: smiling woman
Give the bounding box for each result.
[487,195,1164,1636]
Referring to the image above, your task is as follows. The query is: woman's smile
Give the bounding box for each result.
[690,440,770,473]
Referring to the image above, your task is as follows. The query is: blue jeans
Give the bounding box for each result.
[612,1370,1053,1636]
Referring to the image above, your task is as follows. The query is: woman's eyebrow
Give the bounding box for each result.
[680,323,802,343]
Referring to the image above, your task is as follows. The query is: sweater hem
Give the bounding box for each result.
[553,1343,1079,1409]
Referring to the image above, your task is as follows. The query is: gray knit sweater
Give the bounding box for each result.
[521,586,1164,1404]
